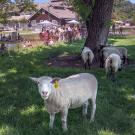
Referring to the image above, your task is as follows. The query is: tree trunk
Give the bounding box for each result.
[85,0,114,61]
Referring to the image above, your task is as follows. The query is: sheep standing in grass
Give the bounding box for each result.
[100,46,128,67]
[116,47,128,64]
[105,53,122,80]
[100,47,122,68]
[30,73,98,131]
[81,47,94,69]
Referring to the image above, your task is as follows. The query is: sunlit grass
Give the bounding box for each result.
[20,105,45,116]
[98,129,117,135]
[0,125,20,135]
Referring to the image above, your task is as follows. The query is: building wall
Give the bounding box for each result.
[29,9,62,25]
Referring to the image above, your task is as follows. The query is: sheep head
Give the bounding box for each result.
[30,76,53,100]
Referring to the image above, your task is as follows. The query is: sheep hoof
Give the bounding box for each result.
[49,125,53,130]
[90,118,94,123]
[63,127,68,132]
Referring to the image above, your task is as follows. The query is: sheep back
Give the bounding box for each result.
[105,54,121,73]
[117,47,128,59]
[46,73,97,111]
[81,47,94,63]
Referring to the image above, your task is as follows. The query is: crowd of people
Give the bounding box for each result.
[111,23,124,35]
[39,25,87,45]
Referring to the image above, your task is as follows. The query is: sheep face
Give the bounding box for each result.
[38,82,52,100]
[30,77,52,100]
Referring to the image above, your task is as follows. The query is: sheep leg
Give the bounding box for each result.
[100,54,104,68]
[82,100,89,116]
[127,58,129,65]
[109,71,112,80]
[106,70,110,79]
[100,60,103,68]
[49,113,55,129]
[84,63,87,69]
[61,108,68,131]
[112,72,116,81]
[90,98,96,122]
[88,60,91,69]
[106,73,109,79]
[123,56,126,65]
[106,70,109,79]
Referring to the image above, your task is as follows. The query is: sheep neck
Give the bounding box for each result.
[45,85,67,110]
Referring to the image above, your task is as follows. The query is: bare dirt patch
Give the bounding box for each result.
[44,55,135,69]
[45,55,99,68]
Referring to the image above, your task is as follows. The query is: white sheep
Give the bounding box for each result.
[116,47,128,64]
[100,47,122,68]
[30,73,98,131]
[81,47,94,69]
[105,53,122,80]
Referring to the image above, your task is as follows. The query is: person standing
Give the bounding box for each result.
[43,30,50,45]
[119,26,123,36]
[67,26,73,43]
[112,23,115,35]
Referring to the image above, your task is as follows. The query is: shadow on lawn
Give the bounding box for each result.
[0,41,135,135]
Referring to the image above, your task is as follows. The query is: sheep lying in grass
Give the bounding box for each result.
[105,53,122,81]
[81,47,94,69]
[30,73,98,131]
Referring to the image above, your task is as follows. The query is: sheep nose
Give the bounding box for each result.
[42,91,48,96]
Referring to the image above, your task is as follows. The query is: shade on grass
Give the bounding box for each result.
[0,36,135,135]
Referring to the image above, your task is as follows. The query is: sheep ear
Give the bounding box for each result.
[51,78,61,89]
[29,77,39,84]
[51,78,61,84]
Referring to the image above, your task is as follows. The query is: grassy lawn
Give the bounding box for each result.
[0,36,135,135]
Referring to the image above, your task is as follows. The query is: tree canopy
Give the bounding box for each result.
[0,0,36,24]
[14,0,36,12]
[114,0,135,20]
[0,0,12,23]
[67,0,135,22]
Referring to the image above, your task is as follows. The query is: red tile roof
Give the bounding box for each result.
[46,6,76,19]
[36,2,76,19]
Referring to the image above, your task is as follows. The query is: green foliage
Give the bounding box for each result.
[68,0,91,21]
[104,20,113,28]
[0,0,11,24]
[14,0,36,12]
[132,11,135,24]
[68,0,135,22]
[0,0,36,23]
[113,0,135,20]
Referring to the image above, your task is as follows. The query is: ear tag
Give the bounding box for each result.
[54,81,59,89]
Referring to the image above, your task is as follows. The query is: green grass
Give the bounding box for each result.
[0,36,135,135]
[109,35,135,59]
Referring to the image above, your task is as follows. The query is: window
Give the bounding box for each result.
[31,20,36,26]
[52,20,58,24]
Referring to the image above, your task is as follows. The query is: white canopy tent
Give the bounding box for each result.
[67,20,80,24]
[38,20,59,28]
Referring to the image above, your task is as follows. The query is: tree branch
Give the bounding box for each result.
[82,0,94,7]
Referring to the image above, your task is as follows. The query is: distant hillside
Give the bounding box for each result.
[113,0,135,20]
